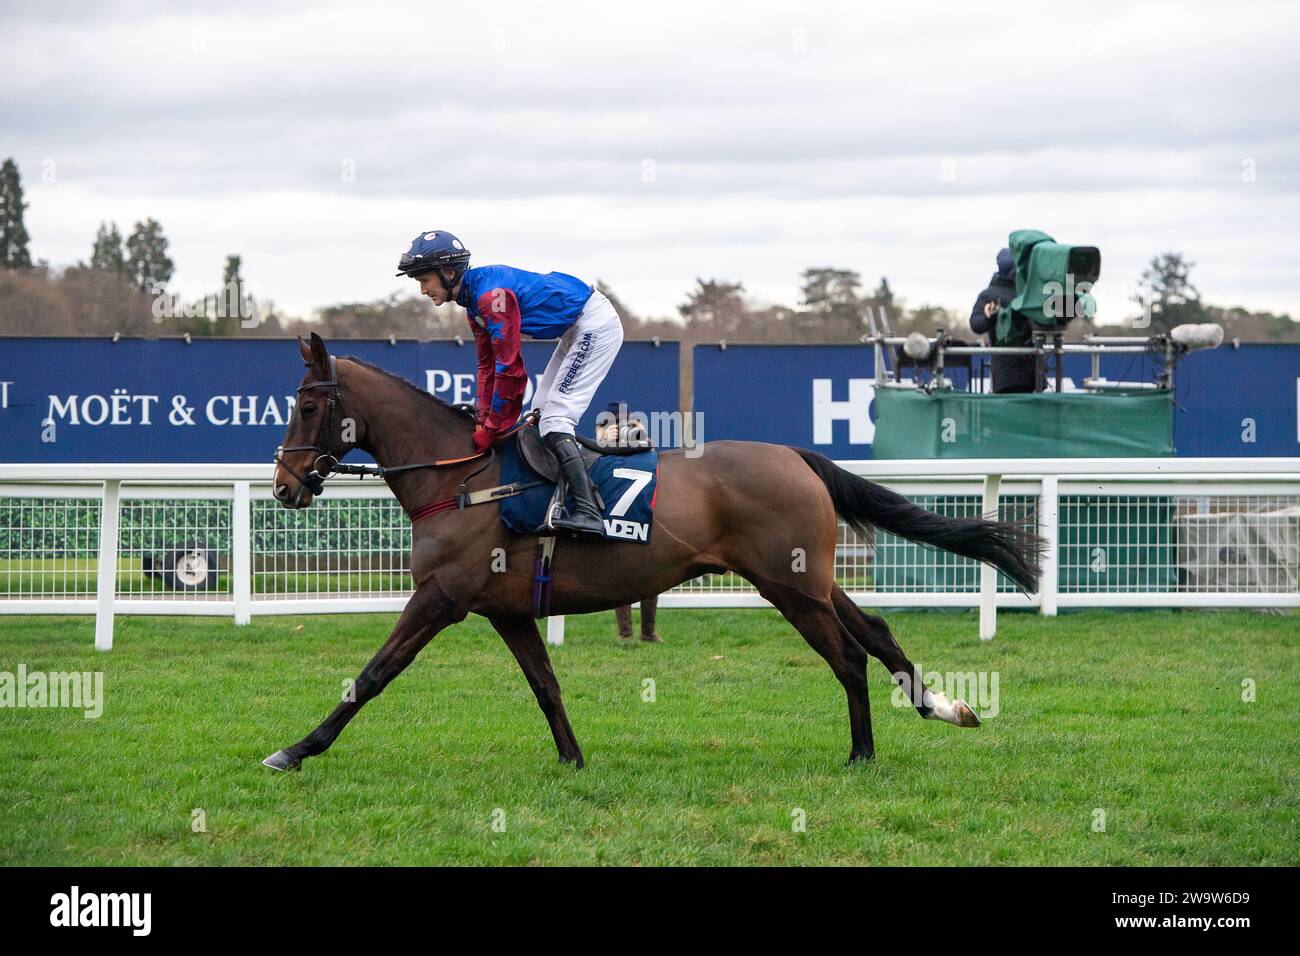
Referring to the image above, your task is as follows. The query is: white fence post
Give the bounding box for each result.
[94,480,121,651]
[979,473,1002,640]
[1039,476,1059,617]
[546,615,565,646]
[233,481,252,626]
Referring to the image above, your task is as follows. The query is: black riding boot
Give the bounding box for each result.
[545,432,606,536]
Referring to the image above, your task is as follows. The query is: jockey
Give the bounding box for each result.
[396,229,623,536]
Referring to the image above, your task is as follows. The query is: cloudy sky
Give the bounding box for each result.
[3,0,1298,323]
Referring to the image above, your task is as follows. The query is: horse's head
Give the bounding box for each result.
[272,332,359,509]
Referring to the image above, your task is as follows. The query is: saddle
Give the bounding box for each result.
[514,421,651,484]
[504,421,659,618]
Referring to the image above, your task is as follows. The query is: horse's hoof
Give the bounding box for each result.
[952,700,982,728]
[262,749,301,772]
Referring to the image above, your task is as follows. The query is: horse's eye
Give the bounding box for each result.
[300,403,317,416]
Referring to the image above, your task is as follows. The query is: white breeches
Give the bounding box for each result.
[530,290,624,437]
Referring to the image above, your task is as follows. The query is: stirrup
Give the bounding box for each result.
[547,482,605,535]
[552,511,605,536]
[543,478,605,536]
[543,436,606,536]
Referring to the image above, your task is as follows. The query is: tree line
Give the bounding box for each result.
[2,156,1296,344]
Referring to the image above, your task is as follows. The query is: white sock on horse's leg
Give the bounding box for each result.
[893,671,980,727]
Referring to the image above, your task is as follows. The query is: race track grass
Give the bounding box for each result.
[1,609,1296,866]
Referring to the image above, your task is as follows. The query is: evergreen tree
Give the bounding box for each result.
[222,254,242,290]
[873,276,894,310]
[125,218,174,291]
[798,267,864,341]
[678,278,748,338]
[1134,252,1205,332]
[219,254,256,329]
[0,158,33,269]
[801,268,862,311]
[90,221,126,273]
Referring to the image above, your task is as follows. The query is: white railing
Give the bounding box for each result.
[2,459,1297,649]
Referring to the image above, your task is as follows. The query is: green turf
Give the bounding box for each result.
[0,609,1295,866]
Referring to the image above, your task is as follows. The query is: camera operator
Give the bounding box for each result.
[970,247,1043,393]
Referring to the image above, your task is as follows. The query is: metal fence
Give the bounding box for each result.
[2,460,1298,649]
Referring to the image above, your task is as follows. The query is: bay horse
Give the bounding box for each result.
[264,333,1041,771]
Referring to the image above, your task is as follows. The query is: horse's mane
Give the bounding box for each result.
[340,356,447,408]
[340,356,458,413]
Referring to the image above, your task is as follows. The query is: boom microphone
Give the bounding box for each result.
[1169,323,1224,351]
[903,332,931,360]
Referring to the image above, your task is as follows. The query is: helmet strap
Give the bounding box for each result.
[440,264,466,300]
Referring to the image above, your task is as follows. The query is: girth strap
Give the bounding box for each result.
[533,537,557,619]
[405,476,558,620]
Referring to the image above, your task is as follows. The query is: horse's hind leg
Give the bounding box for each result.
[756,581,875,763]
[489,614,584,767]
[831,585,980,728]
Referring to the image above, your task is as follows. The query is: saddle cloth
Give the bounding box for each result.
[498,431,658,543]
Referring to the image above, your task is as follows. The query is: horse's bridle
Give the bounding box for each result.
[274,355,342,497]
[273,353,501,500]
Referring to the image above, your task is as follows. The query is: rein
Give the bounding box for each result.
[274,357,541,524]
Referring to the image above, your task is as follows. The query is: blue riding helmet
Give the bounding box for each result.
[395,230,471,284]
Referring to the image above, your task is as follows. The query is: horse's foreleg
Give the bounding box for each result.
[830,586,980,728]
[262,580,466,771]
[489,614,584,767]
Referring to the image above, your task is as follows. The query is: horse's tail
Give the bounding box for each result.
[793,448,1044,593]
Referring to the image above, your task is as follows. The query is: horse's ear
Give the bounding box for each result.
[297,336,313,366]
[308,332,330,372]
